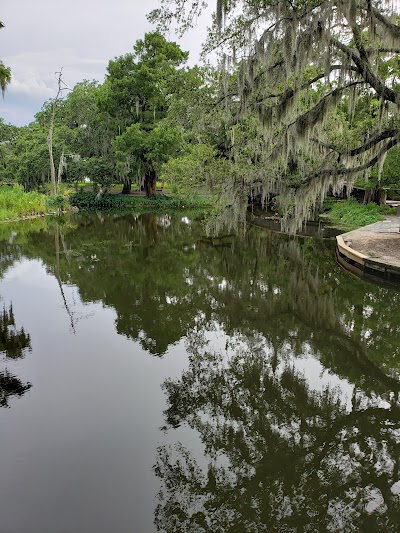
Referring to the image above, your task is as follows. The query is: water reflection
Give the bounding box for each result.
[0,370,32,408]
[0,213,399,529]
[0,303,31,359]
[2,213,399,364]
[0,303,32,407]
[151,231,400,531]
[155,338,400,531]
[11,213,214,355]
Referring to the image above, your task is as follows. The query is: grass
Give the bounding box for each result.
[68,191,214,211]
[0,185,70,222]
[321,197,396,230]
[0,184,213,224]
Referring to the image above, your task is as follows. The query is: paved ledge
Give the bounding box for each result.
[336,218,400,285]
[337,218,400,268]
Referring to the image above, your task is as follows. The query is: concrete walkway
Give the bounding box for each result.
[340,217,400,268]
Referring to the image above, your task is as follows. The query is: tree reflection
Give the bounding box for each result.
[0,370,32,408]
[0,212,400,519]
[3,212,400,366]
[154,336,400,532]
[13,212,211,355]
[152,232,400,531]
[0,303,31,358]
[0,303,32,407]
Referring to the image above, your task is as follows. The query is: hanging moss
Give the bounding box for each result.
[151,0,400,232]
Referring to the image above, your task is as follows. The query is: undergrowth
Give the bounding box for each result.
[0,186,69,222]
[69,192,213,211]
[321,198,395,230]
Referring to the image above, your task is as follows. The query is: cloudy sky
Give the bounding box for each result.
[0,0,213,126]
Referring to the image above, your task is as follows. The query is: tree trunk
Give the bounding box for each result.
[48,69,70,196]
[95,187,107,201]
[373,187,387,206]
[121,178,132,195]
[364,187,387,205]
[144,168,157,197]
[47,103,57,195]
[57,149,64,188]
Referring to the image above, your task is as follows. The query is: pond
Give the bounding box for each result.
[0,212,399,532]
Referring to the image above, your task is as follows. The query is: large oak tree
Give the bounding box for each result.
[100,32,189,195]
[151,0,400,231]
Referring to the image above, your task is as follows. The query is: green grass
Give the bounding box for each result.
[0,185,212,223]
[321,197,395,230]
[0,185,70,222]
[69,191,214,211]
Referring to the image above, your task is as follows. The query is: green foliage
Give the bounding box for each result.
[35,80,106,159]
[161,144,228,195]
[0,22,11,96]
[103,32,191,192]
[150,0,400,233]
[0,186,71,221]
[63,158,86,186]
[45,194,68,212]
[0,118,18,143]
[69,191,212,211]
[114,121,183,181]
[361,145,400,195]
[0,185,47,220]
[102,32,188,126]
[322,198,395,230]
[1,32,213,202]
[2,124,50,190]
[84,157,115,189]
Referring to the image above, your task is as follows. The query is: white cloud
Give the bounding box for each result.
[0,0,213,126]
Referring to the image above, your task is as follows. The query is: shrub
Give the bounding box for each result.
[69,192,213,211]
[0,185,47,221]
[46,195,68,212]
[322,198,395,230]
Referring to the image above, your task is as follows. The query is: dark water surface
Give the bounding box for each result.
[0,212,399,532]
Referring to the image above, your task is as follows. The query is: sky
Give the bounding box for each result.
[0,0,213,126]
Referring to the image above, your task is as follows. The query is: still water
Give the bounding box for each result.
[0,212,399,532]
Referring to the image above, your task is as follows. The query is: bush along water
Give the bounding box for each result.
[0,186,71,223]
[69,192,213,211]
[321,197,395,230]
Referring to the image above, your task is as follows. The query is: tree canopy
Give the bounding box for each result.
[100,31,190,195]
[151,0,400,231]
[0,21,11,97]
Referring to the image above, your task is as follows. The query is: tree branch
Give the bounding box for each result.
[330,37,397,103]
[312,129,399,157]
[255,64,359,104]
[304,135,400,183]
[294,81,364,133]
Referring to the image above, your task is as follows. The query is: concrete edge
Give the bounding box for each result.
[336,235,368,266]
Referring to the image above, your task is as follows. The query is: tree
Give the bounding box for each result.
[52,80,110,159]
[47,69,71,195]
[3,122,71,191]
[0,21,11,96]
[0,118,18,182]
[113,120,183,195]
[100,32,189,195]
[151,0,400,232]
[158,65,233,197]
[85,157,115,197]
[4,123,50,190]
